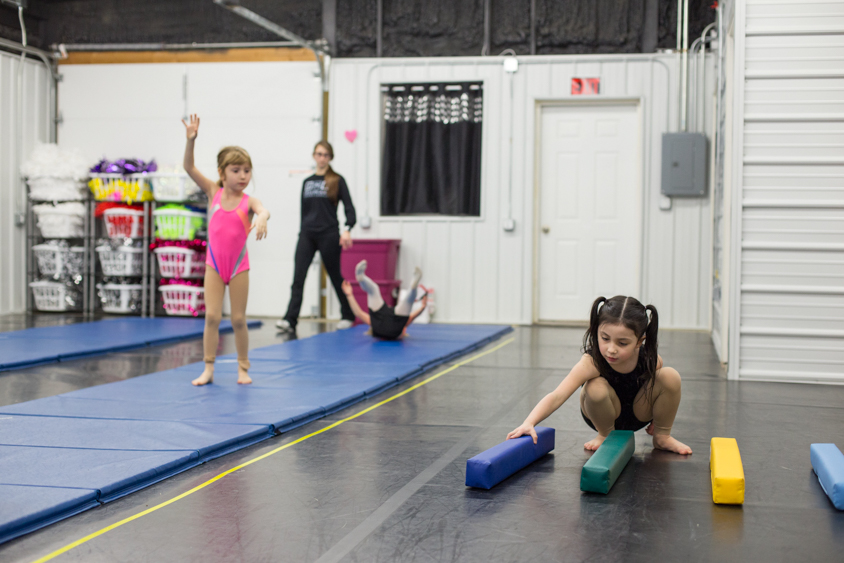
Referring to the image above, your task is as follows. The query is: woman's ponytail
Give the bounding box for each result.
[324,164,340,204]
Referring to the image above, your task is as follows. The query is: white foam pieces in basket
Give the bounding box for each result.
[95,246,145,276]
[97,283,144,314]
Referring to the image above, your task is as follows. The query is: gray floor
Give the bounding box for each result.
[1,316,843,562]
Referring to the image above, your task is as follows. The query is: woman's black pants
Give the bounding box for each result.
[284,230,354,329]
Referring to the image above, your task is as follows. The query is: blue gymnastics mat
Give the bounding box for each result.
[0,323,511,544]
[0,317,262,371]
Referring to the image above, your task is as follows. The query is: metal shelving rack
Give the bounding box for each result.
[25,191,96,316]
[88,199,153,317]
[147,189,208,319]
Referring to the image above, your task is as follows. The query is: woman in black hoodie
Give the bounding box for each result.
[277,140,356,333]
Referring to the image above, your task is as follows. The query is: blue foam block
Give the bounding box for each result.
[465,427,555,489]
[811,443,844,510]
[0,484,99,545]
[0,318,262,371]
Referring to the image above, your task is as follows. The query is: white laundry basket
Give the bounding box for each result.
[153,208,206,240]
[96,246,144,276]
[153,247,206,278]
[103,208,145,239]
[32,203,86,238]
[159,284,205,316]
[150,174,202,202]
[30,280,79,311]
[27,177,88,201]
[31,243,85,277]
[97,283,144,314]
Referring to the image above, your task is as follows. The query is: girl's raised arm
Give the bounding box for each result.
[181,114,218,198]
[506,355,599,444]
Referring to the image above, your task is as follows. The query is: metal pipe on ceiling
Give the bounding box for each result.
[212,0,330,133]
[377,0,383,57]
[483,0,491,55]
[53,41,297,51]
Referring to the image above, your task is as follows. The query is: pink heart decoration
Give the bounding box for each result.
[344,130,358,143]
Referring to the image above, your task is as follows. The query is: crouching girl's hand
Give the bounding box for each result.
[507,424,538,444]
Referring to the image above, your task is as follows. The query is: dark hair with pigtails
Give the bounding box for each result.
[582,295,660,399]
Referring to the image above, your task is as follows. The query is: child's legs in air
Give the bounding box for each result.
[579,377,621,450]
[632,367,692,454]
[394,267,422,316]
[355,260,385,311]
[229,271,251,385]
[194,267,226,386]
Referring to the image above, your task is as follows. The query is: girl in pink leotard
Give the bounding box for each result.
[182,114,270,386]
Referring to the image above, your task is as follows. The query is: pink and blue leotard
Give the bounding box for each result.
[206,189,251,284]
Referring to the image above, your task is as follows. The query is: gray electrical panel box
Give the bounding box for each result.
[661,132,707,197]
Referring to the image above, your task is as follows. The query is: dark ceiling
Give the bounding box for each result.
[0,0,716,58]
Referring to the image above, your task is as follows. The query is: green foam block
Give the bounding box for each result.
[580,430,635,494]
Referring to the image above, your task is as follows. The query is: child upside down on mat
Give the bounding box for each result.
[341,260,428,340]
[507,296,692,455]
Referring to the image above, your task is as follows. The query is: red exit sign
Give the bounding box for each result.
[571,77,600,95]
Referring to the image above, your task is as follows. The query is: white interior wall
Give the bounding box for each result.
[729,0,844,384]
[58,61,323,318]
[328,54,715,327]
[0,51,51,315]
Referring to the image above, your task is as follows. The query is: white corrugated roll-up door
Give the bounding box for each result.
[732,0,844,383]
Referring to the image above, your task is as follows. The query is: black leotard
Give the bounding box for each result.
[369,305,409,340]
[581,352,652,432]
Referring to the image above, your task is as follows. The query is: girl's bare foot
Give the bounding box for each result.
[646,422,655,435]
[653,434,692,455]
[237,368,252,385]
[584,434,608,451]
[192,367,214,386]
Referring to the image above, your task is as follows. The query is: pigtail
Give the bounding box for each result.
[640,304,660,399]
[582,296,609,375]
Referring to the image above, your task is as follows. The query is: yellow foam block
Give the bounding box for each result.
[710,437,745,505]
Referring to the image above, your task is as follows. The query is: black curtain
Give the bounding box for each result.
[381,82,483,216]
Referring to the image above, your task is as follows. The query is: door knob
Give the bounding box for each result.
[542,225,550,234]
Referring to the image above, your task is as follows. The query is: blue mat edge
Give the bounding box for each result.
[0,323,513,543]
[271,326,512,434]
[0,486,100,546]
[0,319,263,372]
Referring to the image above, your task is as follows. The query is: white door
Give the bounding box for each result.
[537,102,641,322]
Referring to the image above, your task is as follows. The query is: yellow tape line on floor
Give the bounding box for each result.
[32,336,515,563]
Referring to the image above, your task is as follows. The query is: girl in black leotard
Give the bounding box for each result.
[341,260,428,340]
[507,296,692,456]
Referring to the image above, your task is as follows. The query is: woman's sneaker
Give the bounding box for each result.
[336,319,354,329]
[276,319,295,333]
